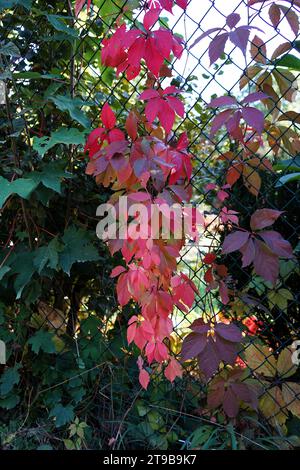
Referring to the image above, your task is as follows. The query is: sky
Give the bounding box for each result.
[165,0,299,101]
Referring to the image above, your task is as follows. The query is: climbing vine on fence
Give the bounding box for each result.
[82,0,299,424]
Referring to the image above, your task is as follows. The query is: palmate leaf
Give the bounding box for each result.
[59,226,100,275]
[33,128,86,157]
[33,238,64,273]
[0,365,21,396]
[50,404,75,428]
[28,330,56,354]
[49,95,92,128]
[29,162,73,193]
[181,320,243,379]
[0,176,38,209]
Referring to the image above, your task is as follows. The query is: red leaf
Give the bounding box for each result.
[143,8,161,31]
[159,103,175,134]
[101,103,116,130]
[145,97,161,122]
[250,209,283,231]
[226,163,243,186]
[203,253,217,264]
[140,89,160,101]
[222,230,250,254]
[242,107,265,134]
[125,111,138,140]
[145,36,164,76]
[176,0,188,9]
[167,96,185,117]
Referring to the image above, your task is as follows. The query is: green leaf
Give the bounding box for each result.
[275,172,300,187]
[59,227,100,275]
[10,252,36,299]
[275,54,300,71]
[33,238,64,273]
[13,71,62,80]
[0,176,38,209]
[49,95,91,128]
[0,0,31,11]
[0,365,21,396]
[28,330,56,354]
[46,15,79,38]
[33,127,86,157]
[0,266,10,281]
[50,404,75,428]
[0,394,20,410]
[28,162,73,193]
[274,157,300,172]
[0,42,21,57]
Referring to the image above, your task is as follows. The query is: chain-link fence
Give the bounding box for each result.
[0,0,300,450]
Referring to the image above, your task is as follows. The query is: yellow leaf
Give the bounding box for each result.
[259,386,288,428]
[283,382,300,418]
[243,166,261,197]
[277,347,298,379]
[244,344,277,377]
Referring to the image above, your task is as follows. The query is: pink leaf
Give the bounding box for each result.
[140,89,160,101]
[110,266,126,278]
[222,231,250,254]
[101,103,116,130]
[250,209,283,231]
[139,369,150,389]
[226,13,241,29]
[164,358,183,382]
[242,107,265,134]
